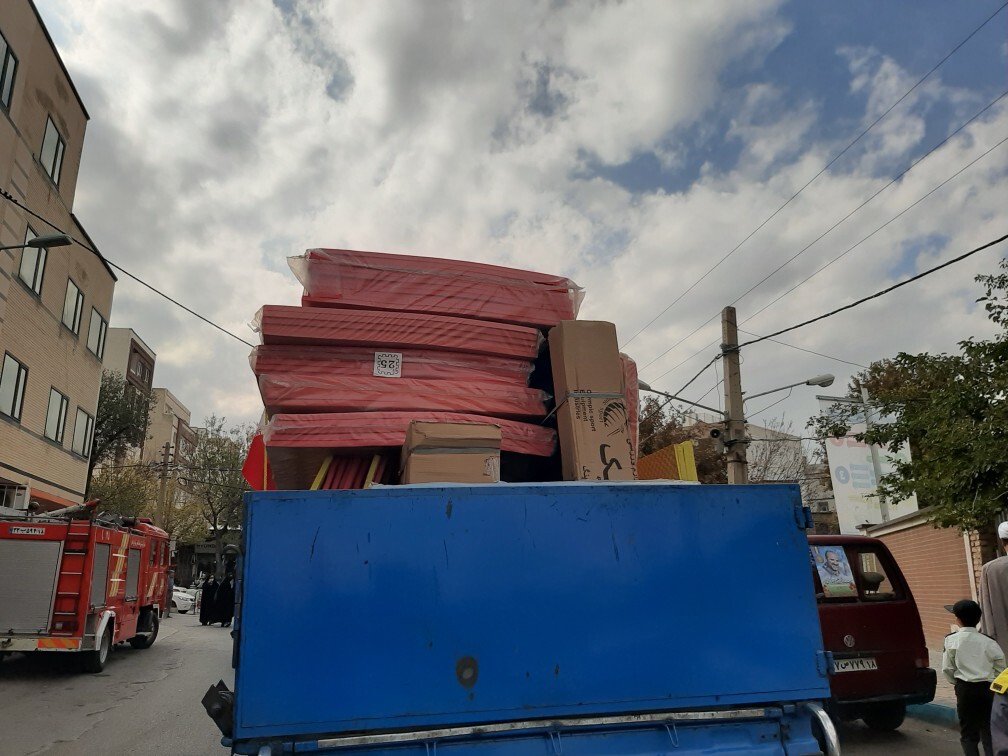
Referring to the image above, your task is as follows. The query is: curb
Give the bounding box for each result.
[906,701,957,728]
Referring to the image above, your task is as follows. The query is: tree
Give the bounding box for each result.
[638,397,728,483]
[87,371,154,494]
[186,416,251,576]
[87,463,159,518]
[810,258,1008,531]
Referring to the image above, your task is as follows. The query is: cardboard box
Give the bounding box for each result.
[400,421,502,484]
[548,321,637,481]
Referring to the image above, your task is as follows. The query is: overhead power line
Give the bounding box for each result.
[741,131,1008,328]
[620,0,1008,350]
[0,190,255,349]
[642,125,1007,380]
[737,232,1008,350]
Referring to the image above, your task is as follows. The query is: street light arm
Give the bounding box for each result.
[637,381,727,417]
[744,373,835,403]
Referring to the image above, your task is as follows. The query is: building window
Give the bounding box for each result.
[17,224,46,295]
[45,388,68,443]
[40,116,65,185]
[87,308,108,359]
[0,353,27,421]
[0,32,16,111]
[129,354,152,385]
[72,408,94,457]
[63,279,84,334]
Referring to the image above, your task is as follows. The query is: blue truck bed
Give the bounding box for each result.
[228,482,832,754]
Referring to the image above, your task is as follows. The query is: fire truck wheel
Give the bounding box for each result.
[82,625,112,673]
[129,613,159,649]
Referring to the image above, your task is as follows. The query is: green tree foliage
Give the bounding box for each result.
[87,370,154,494]
[811,258,1008,531]
[186,415,251,576]
[88,464,158,518]
[638,396,728,484]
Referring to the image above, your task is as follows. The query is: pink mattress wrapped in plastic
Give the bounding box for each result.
[263,412,557,457]
[258,374,549,419]
[253,305,543,359]
[250,345,534,386]
[290,248,583,328]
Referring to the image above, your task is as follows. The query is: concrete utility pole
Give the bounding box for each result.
[721,306,748,484]
[157,441,172,529]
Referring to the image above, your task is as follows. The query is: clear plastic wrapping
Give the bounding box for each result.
[254,305,544,360]
[258,374,549,419]
[289,248,584,328]
[262,412,557,457]
[249,345,534,386]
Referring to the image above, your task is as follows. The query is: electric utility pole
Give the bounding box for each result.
[157,441,172,529]
[722,306,748,484]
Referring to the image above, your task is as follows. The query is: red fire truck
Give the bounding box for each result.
[0,501,170,672]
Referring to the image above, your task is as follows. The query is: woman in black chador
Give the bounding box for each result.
[199,574,218,626]
[215,573,235,628]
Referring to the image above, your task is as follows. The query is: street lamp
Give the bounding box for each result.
[0,233,74,251]
[743,374,835,403]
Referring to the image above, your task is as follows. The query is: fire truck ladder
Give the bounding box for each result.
[50,520,92,637]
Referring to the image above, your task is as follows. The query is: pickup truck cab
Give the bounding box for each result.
[809,534,937,730]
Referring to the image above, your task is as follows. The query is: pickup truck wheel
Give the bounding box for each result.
[129,612,159,649]
[82,625,112,673]
[862,702,906,731]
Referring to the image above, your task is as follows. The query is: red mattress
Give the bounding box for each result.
[290,248,583,328]
[250,345,533,386]
[258,374,549,418]
[263,412,557,457]
[254,305,543,359]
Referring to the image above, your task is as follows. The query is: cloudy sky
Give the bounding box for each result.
[34,0,1008,436]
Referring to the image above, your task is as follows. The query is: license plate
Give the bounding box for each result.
[833,657,878,673]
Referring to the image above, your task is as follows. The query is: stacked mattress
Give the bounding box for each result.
[249,248,584,489]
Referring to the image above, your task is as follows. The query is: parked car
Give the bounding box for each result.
[172,587,195,614]
[809,534,937,731]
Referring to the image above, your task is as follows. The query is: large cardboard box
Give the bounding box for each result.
[548,321,637,481]
[400,421,502,484]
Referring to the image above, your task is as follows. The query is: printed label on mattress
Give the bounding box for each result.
[373,351,403,378]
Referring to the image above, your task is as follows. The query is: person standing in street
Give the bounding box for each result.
[981,523,1008,658]
[943,599,1006,756]
[215,573,235,628]
[200,573,218,626]
[164,568,174,618]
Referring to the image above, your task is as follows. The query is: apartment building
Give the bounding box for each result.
[144,388,197,468]
[0,1,115,511]
[102,327,156,395]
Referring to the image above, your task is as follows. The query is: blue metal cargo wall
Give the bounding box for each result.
[234,482,828,742]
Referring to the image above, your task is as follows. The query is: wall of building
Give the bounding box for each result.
[0,1,113,505]
[869,514,973,650]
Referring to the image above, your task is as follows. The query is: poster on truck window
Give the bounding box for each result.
[811,545,857,597]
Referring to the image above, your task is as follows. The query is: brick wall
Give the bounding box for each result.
[875,522,972,650]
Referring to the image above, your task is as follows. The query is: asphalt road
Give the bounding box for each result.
[1,616,963,755]
[837,716,960,754]
[0,612,232,755]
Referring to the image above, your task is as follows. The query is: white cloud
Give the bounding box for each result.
[32,0,1008,436]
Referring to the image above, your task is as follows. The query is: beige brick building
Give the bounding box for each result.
[0,0,115,510]
[145,388,197,469]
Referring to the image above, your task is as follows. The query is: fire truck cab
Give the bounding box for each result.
[0,503,170,672]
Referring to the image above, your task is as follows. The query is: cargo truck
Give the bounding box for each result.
[204,481,840,755]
